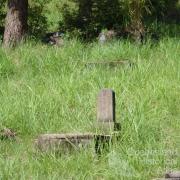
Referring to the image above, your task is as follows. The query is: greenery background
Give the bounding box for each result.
[0,0,179,179]
[0,0,180,39]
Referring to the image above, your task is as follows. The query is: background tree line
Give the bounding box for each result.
[0,0,179,47]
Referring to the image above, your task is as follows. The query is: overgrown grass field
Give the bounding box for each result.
[0,38,179,179]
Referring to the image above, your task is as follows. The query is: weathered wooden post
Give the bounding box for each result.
[165,171,180,178]
[154,171,180,180]
[35,89,119,153]
[97,89,116,134]
[36,133,94,152]
[95,89,120,154]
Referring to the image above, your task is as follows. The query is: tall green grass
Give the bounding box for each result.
[0,38,179,179]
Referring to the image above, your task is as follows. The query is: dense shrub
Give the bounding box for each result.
[0,0,6,39]
[28,2,48,38]
[60,0,124,39]
[149,0,180,22]
[0,0,179,40]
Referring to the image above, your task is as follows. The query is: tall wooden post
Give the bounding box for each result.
[97,89,116,134]
[36,89,118,153]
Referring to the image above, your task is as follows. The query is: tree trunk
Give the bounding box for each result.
[3,0,28,47]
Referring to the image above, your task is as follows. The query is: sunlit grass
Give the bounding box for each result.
[0,38,179,179]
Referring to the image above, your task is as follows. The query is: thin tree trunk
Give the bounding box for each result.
[3,0,28,47]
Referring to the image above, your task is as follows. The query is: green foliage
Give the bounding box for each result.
[60,0,179,39]
[43,0,69,31]
[61,0,124,39]
[28,1,50,37]
[0,0,179,39]
[150,0,180,22]
[0,38,179,179]
[0,0,6,37]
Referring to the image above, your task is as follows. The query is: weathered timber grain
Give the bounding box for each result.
[35,133,112,152]
[97,89,115,123]
[97,89,116,133]
[36,133,94,152]
[165,171,180,178]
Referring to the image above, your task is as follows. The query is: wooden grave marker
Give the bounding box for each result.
[153,171,180,180]
[97,89,115,133]
[165,171,180,178]
[35,89,119,153]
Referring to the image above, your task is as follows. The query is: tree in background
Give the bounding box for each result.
[0,0,179,45]
[3,0,28,47]
[121,0,151,42]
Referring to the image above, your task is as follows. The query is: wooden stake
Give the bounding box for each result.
[97,89,116,133]
[165,171,180,178]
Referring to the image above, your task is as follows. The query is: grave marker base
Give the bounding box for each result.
[35,133,113,153]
